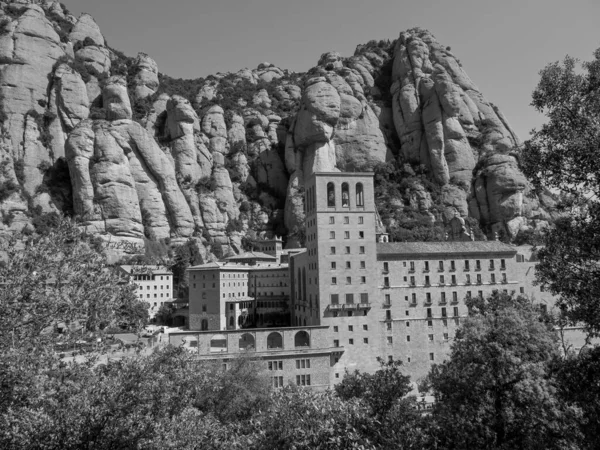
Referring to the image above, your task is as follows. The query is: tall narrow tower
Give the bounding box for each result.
[299,172,383,375]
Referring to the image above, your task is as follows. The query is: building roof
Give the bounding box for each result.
[187,261,288,272]
[225,251,276,261]
[119,265,172,275]
[376,241,517,258]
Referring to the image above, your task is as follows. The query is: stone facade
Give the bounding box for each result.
[119,265,173,319]
[168,326,340,390]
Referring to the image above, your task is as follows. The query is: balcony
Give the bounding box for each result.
[451,298,459,304]
[475,267,482,272]
[463,267,470,272]
[501,280,508,284]
[423,268,430,273]
[408,268,415,274]
[449,268,456,272]
[409,301,417,307]
[383,302,391,308]
[328,304,343,311]
[489,267,495,271]
[500,266,506,271]
[343,303,357,310]
[424,282,431,287]
[383,284,390,289]
[439,282,446,286]
[357,303,371,310]
[439,299,447,305]
[465,281,471,285]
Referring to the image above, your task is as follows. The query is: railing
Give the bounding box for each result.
[328,304,342,310]
[357,303,371,309]
[343,303,357,310]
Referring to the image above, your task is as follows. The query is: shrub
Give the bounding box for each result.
[13,159,25,185]
[0,180,19,202]
[226,218,244,234]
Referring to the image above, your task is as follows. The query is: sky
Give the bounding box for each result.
[67,0,600,141]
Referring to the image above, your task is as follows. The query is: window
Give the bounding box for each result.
[430,353,435,361]
[331,277,337,285]
[327,182,335,207]
[384,294,391,305]
[349,338,354,345]
[501,259,506,270]
[426,292,431,303]
[489,259,495,270]
[384,277,390,288]
[387,337,393,344]
[428,334,434,342]
[341,182,349,207]
[386,310,392,320]
[360,293,368,303]
[331,294,339,305]
[438,261,444,271]
[428,320,433,327]
[451,275,456,285]
[329,216,335,224]
[330,246,336,255]
[360,261,366,269]
[296,359,311,369]
[334,339,339,347]
[465,260,470,271]
[346,276,352,285]
[441,292,446,303]
[491,274,496,284]
[502,273,507,283]
[363,337,369,344]
[450,261,456,271]
[441,307,447,317]
[406,321,410,327]
[348,325,354,332]
[356,182,364,206]
[331,262,336,270]
[361,276,366,284]
[346,261,351,269]
[409,261,415,272]
[330,231,335,239]
[406,335,411,342]
[520,287,525,294]
[344,231,350,239]
[344,216,349,224]
[333,326,338,332]
[346,293,354,304]
[427,308,432,318]
[411,293,416,303]
[296,374,311,386]
[452,292,458,302]
[425,276,430,286]
[453,306,459,317]
[345,246,351,254]
[476,260,481,270]
[440,275,445,285]
[363,324,368,331]
[358,216,364,224]
[477,274,482,284]
[359,246,365,254]
[466,274,471,284]
[424,261,430,271]
[268,360,284,371]
[443,319,448,327]
[410,276,415,286]
[273,376,284,388]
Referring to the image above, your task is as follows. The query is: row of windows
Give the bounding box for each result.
[334,338,370,346]
[331,261,366,270]
[330,293,369,304]
[329,216,365,225]
[137,285,170,290]
[133,275,170,281]
[331,276,367,285]
[385,259,507,273]
[197,331,311,349]
[333,324,369,332]
[330,246,366,255]
[140,293,168,299]
[384,273,507,287]
[326,182,364,208]
[331,310,368,317]
[329,230,365,239]
[385,318,460,328]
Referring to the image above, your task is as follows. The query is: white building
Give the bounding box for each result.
[119,265,174,319]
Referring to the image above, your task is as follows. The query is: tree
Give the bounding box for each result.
[426,292,582,449]
[155,303,174,325]
[521,48,600,335]
[0,219,148,412]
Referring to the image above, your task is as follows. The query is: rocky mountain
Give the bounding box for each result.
[0,0,555,258]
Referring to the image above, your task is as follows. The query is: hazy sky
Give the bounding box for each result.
[67,0,600,141]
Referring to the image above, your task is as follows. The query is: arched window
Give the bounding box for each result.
[201,319,208,331]
[295,330,310,347]
[210,334,227,352]
[341,183,349,207]
[239,333,255,350]
[356,183,364,207]
[267,332,283,349]
[327,182,335,207]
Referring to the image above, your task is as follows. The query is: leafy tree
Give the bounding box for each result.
[155,303,174,325]
[0,219,148,413]
[521,48,600,335]
[426,292,582,449]
[554,346,600,450]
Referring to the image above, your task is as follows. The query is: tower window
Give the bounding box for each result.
[356,183,364,206]
[341,182,349,207]
[327,182,335,207]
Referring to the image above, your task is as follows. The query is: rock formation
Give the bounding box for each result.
[0,3,552,255]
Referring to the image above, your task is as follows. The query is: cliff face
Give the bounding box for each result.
[0,0,554,255]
